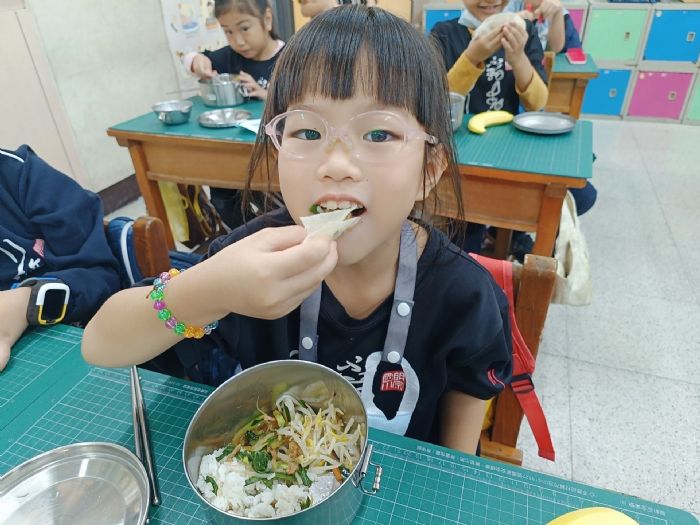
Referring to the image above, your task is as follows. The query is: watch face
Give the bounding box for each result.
[42,288,67,322]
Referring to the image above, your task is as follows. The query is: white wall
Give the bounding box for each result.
[25,0,181,191]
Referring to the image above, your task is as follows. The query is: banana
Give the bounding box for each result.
[467,110,514,134]
[546,507,639,525]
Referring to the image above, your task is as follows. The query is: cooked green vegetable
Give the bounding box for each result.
[245,430,259,445]
[205,475,219,495]
[216,444,234,462]
[251,451,271,473]
[300,497,312,510]
[298,466,312,487]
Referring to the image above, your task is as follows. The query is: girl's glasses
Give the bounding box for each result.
[264,110,438,164]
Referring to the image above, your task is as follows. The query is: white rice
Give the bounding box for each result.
[197,447,341,518]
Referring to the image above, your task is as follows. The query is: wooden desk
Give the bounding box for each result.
[108,98,592,255]
[3,326,697,525]
[546,54,599,119]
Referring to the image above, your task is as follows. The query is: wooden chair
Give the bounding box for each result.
[480,253,557,465]
[104,216,171,281]
[543,51,555,88]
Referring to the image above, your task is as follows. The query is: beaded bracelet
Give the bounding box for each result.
[148,268,218,339]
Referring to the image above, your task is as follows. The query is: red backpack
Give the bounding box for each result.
[472,254,556,461]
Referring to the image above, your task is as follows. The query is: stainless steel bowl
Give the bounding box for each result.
[0,442,149,525]
[183,360,381,525]
[152,99,193,125]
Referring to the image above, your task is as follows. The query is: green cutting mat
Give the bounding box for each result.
[552,54,599,76]
[1,330,696,525]
[110,97,263,143]
[454,120,593,180]
[0,325,84,430]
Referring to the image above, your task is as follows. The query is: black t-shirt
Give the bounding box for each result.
[203,44,283,90]
[172,209,512,444]
[430,18,546,114]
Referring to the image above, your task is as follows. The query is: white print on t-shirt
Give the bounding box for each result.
[0,238,43,281]
[336,356,365,392]
[359,352,419,436]
[257,77,269,90]
[485,56,505,111]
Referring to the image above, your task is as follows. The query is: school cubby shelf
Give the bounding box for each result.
[578,0,700,123]
[423,2,463,34]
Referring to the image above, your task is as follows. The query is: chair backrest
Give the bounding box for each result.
[543,51,555,87]
[104,216,171,286]
[480,253,557,464]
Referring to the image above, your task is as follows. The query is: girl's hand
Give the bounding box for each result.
[238,71,267,100]
[192,54,216,79]
[516,10,536,22]
[206,226,338,320]
[535,0,563,22]
[501,22,529,67]
[0,287,31,371]
[464,26,503,66]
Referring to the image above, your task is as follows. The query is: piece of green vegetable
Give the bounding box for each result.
[245,476,273,489]
[309,204,322,214]
[205,476,219,495]
[298,466,312,487]
[282,404,291,423]
[245,430,259,445]
[274,472,297,485]
[273,410,285,428]
[300,497,312,510]
[250,451,271,473]
[216,444,234,462]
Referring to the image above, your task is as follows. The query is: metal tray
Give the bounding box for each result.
[198,108,252,129]
[512,112,576,135]
[0,442,149,525]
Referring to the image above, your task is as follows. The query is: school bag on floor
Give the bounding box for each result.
[472,253,556,461]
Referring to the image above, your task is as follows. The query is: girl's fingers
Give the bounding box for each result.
[277,242,339,300]
[269,235,336,280]
[255,225,308,251]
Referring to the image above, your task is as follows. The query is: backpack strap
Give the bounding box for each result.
[472,254,556,461]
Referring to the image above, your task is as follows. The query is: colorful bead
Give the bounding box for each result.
[149,268,218,339]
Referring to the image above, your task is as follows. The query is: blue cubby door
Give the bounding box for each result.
[582,69,632,116]
[644,10,700,62]
[424,9,462,34]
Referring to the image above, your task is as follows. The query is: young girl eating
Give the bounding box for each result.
[83,5,512,455]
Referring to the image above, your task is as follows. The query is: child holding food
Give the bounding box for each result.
[506,0,582,54]
[430,0,548,114]
[83,5,512,456]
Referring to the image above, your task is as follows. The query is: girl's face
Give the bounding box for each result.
[218,8,274,60]
[462,0,506,21]
[298,0,338,19]
[277,94,442,267]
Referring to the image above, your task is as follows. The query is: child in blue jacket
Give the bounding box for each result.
[0,145,121,370]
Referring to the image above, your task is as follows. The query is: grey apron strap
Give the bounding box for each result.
[298,221,418,364]
[298,285,322,362]
[381,222,417,364]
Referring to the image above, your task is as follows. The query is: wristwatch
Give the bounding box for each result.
[18,278,70,326]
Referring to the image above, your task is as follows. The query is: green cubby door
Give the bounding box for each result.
[686,79,700,122]
[584,9,648,62]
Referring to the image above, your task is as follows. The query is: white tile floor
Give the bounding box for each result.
[108,119,700,519]
[518,119,700,520]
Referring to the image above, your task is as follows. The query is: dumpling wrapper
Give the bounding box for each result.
[473,12,526,39]
[300,207,360,240]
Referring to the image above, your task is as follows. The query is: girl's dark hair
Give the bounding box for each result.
[215,0,279,40]
[245,5,464,229]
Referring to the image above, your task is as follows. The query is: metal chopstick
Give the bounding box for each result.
[130,365,162,506]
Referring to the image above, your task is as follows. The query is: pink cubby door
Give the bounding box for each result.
[628,72,692,120]
[568,8,585,36]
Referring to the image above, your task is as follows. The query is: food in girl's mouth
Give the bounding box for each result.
[473,12,526,39]
[196,393,364,518]
[300,202,364,240]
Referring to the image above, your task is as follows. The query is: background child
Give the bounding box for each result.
[431,0,548,114]
[185,0,284,100]
[506,0,582,54]
[83,5,512,455]
[185,0,284,230]
[0,145,121,371]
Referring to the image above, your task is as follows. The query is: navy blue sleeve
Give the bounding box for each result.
[562,14,582,53]
[524,21,547,83]
[203,46,242,75]
[14,147,121,323]
[445,277,513,400]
